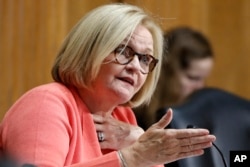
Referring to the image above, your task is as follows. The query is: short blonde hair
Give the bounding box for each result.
[51,3,163,107]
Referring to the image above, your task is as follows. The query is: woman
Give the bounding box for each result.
[135,27,214,129]
[0,4,215,167]
[161,27,214,105]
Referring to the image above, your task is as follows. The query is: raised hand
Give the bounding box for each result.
[120,108,216,167]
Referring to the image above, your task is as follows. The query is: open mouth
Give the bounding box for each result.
[117,77,134,86]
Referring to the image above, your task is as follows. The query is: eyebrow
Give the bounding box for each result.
[119,44,153,57]
[123,36,154,54]
[120,42,154,55]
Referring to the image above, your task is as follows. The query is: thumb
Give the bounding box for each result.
[151,108,173,129]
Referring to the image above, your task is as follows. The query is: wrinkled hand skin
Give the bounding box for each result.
[120,109,216,167]
[93,113,144,150]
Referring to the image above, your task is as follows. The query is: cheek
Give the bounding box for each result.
[135,75,147,93]
[140,76,147,86]
[99,62,122,77]
[180,78,195,92]
[94,64,120,88]
[177,75,188,88]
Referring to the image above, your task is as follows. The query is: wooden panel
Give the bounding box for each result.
[0,0,67,119]
[124,0,209,30]
[66,0,119,30]
[205,0,250,98]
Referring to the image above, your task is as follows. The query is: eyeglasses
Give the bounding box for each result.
[113,45,159,74]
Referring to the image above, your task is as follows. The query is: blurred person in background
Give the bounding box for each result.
[135,26,214,130]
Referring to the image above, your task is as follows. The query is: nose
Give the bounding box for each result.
[125,55,141,73]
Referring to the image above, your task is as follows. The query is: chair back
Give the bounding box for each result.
[156,87,250,167]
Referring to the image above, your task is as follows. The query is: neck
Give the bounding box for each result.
[76,87,117,115]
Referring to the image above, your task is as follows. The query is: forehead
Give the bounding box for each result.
[184,58,213,76]
[189,58,213,71]
[124,25,153,52]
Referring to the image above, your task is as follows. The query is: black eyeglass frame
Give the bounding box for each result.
[113,45,159,74]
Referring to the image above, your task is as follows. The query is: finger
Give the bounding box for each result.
[92,114,105,123]
[181,141,213,153]
[95,123,105,131]
[177,149,205,160]
[151,108,173,129]
[179,134,216,146]
[99,140,110,149]
[174,128,210,139]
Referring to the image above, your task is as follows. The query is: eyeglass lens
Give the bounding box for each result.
[114,45,158,74]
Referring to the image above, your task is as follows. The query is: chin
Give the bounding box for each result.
[115,93,133,104]
[107,86,133,103]
[118,96,132,104]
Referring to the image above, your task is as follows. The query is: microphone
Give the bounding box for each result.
[186,125,228,167]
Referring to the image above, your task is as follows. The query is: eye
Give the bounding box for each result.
[186,74,202,81]
[116,46,133,58]
[139,55,152,65]
[115,46,124,54]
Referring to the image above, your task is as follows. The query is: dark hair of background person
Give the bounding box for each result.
[134,26,214,130]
